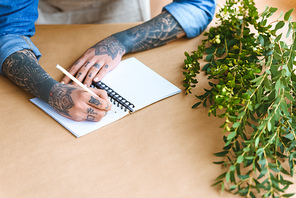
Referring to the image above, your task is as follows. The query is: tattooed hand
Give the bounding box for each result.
[61,12,185,87]
[61,36,125,87]
[48,83,112,122]
[2,49,112,122]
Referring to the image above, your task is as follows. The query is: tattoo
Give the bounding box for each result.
[75,61,80,65]
[105,103,109,110]
[93,63,101,69]
[86,107,98,115]
[89,72,92,78]
[91,37,125,60]
[85,62,90,67]
[2,49,57,103]
[89,96,100,106]
[86,115,95,121]
[48,84,75,117]
[77,72,82,78]
[113,12,185,53]
[104,65,109,68]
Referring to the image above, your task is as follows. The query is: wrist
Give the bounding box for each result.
[39,78,59,103]
[111,31,133,54]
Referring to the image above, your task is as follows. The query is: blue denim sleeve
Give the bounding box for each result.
[163,0,217,38]
[0,34,41,75]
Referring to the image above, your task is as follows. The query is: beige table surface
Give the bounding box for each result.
[1,1,296,197]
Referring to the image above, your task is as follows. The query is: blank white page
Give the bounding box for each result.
[101,57,181,111]
[30,57,181,137]
[31,98,128,138]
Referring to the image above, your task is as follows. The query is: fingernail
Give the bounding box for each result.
[61,81,65,84]
[94,77,99,82]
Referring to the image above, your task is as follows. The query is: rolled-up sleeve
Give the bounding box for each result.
[0,34,41,75]
[163,0,216,38]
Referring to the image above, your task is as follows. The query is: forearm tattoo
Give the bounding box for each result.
[2,49,57,103]
[113,12,185,53]
[48,84,75,117]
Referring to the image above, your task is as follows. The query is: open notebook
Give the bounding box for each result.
[31,57,181,137]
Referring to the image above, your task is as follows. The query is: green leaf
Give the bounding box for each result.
[232,122,240,128]
[227,131,237,140]
[269,7,278,14]
[267,121,272,131]
[202,63,211,71]
[237,111,246,119]
[258,158,266,168]
[256,148,264,156]
[250,75,263,83]
[215,172,227,181]
[230,165,236,171]
[255,137,260,147]
[264,77,271,89]
[277,11,283,20]
[229,185,237,191]
[283,193,295,197]
[238,174,249,180]
[243,147,250,152]
[213,161,224,164]
[192,102,202,108]
[269,163,280,172]
[280,101,289,115]
[274,33,282,42]
[206,54,214,62]
[237,155,244,164]
[214,151,228,157]
[275,79,281,91]
[280,167,290,175]
[261,5,269,18]
[245,156,255,160]
[286,25,292,38]
[212,180,223,187]
[258,167,267,179]
[226,172,230,182]
[275,21,285,31]
[205,46,216,54]
[258,34,264,46]
[285,133,294,140]
[284,8,294,21]
[274,52,282,60]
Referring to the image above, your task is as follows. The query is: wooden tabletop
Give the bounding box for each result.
[1,1,296,197]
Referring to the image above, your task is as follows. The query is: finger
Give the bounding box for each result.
[91,88,112,111]
[90,87,109,101]
[94,64,110,82]
[83,62,103,86]
[74,60,95,85]
[85,106,106,122]
[88,91,112,111]
[60,58,87,84]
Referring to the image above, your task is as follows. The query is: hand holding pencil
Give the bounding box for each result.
[49,64,113,122]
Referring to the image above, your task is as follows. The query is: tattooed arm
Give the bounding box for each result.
[2,49,111,122]
[61,12,185,86]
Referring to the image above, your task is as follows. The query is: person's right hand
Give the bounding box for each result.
[48,83,112,122]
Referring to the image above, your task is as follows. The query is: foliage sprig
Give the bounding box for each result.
[183,0,296,197]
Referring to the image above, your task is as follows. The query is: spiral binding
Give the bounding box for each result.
[91,81,135,113]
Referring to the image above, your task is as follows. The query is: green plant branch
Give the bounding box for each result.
[183,1,296,197]
[263,150,275,196]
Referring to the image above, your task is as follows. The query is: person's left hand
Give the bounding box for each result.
[61,36,125,86]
